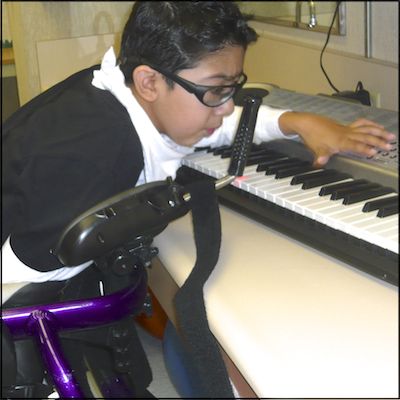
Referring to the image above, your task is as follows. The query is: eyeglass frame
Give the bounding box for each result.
[147,64,247,107]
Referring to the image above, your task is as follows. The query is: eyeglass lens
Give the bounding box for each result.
[203,86,237,107]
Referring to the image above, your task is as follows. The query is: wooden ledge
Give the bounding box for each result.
[2,47,15,65]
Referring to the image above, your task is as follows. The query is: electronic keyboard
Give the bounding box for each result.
[176,85,399,286]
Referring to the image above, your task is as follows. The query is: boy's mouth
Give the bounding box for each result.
[206,128,215,135]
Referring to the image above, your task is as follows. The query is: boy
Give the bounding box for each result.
[2,1,393,285]
[1,1,394,397]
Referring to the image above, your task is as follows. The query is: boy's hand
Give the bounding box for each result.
[279,112,396,167]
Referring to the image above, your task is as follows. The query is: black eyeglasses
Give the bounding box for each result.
[149,65,247,107]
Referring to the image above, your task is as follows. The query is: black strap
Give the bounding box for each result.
[173,180,234,398]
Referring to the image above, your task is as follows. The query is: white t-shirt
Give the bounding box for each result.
[2,47,292,285]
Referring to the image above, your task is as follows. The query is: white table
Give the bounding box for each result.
[151,205,398,398]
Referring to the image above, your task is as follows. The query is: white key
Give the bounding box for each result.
[253,178,297,201]
[233,171,267,191]
[355,214,398,230]
[202,159,229,177]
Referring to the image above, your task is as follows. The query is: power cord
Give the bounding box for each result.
[320,1,341,93]
[319,2,371,106]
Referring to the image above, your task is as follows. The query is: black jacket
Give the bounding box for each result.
[2,66,144,271]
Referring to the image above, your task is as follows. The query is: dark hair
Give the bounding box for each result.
[118,1,258,84]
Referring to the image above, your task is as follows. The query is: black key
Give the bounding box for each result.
[195,146,211,152]
[330,183,380,200]
[264,159,308,175]
[220,148,233,158]
[256,156,289,171]
[363,195,399,212]
[246,149,284,159]
[302,172,351,189]
[343,186,395,205]
[319,179,368,196]
[221,145,275,158]
[213,145,231,155]
[377,203,399,217]
[290,169,332,185]
[246,153,286,166]
[221,148,270,159]
[249,149,279,157]
[275,164,315,179]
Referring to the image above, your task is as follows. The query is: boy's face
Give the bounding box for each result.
[147,45,246,147]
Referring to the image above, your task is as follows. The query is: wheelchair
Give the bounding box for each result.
[2,94,261,398]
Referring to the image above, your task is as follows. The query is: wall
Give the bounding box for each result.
[243,2,398,111]
[4,1,134,105]
[3,1,399,111]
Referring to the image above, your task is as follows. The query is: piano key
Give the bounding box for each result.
[315,194,388,219]
[291,191,340,214]
[183,150,215,164]
[239,164,397,244]
[269,180,349,211]
[257,179,303,202]
[295,182,353,210]
[238,172,291,193]
[232,166,267,187]
[291,169,343,185]
[363,194,399,212]
[326,206,398,245]
[252,179,296,199]
[293,190,367,218]
[275,164,315,179]
[377,203,399,218]
[221,145,272,159]
[365,217,399,233]
[353,214,398,230]
[248,148,281,157]
[319,179,369,196]
[256,156,290,171]
[356,218,398,253]
[264,159,309,175]
[219,149,233,158]
[275,183,332,206]
[302,197,353,220]
[343,186,395,205]
[335,208,381,225]
[330,183,380,200]
[196,158,229,177]
[300,192,395,224]
[213,145,231,155]
[301,192,398,239]
[234,174,266,191]
[197,160,226,176]
[194,146,210,152]
[380,227,399,240]
[324,206,381,236]
[301,171,351,189]
[181,145,399,255]
[246,153,286,166]
[388,232,399,242]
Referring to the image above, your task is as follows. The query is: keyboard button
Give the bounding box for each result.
[377,203,399,218]
[343,186,395,205]
[319,179,369,196]
[363,194,399,212]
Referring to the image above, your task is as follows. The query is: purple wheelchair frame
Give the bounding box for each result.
[1,272,148,398]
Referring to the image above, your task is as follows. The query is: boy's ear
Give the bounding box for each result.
[132,66,160,102]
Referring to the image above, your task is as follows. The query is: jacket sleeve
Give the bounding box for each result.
[2,77,144,272]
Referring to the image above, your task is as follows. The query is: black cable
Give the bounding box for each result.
[320,1,342,93]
